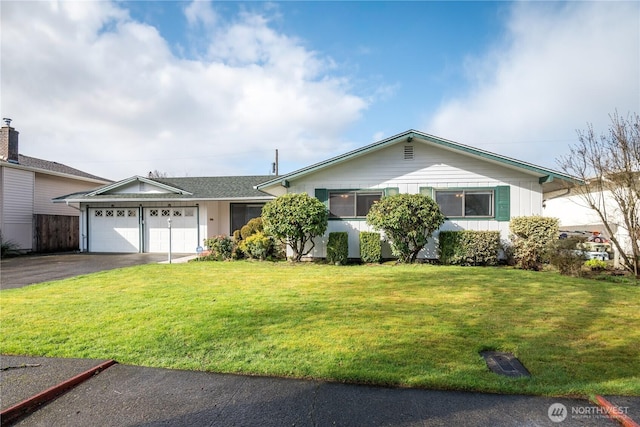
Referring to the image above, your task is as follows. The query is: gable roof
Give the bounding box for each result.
[54,175,274,203]
[256,130,581,191]
[1,154,112,183]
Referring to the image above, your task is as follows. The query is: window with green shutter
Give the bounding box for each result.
[432,185,510,220]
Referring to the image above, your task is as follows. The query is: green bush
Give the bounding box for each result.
[327,232,349,265]
[366,193,445,263]
[548,237,587,276]
[438,230,501,266]
[240,217,264,240]
[204,235,234,260]
[0,230,20,258]
[240,232,274,261]
[510,216,559,270]
[360,232,381,263]
[262,193,328,262]
[585,258,608,271]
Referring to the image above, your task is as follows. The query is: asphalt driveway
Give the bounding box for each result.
[0,253,188,290]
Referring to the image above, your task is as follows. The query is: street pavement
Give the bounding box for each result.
[2,355,636,427]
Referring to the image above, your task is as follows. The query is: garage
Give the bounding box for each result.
[55,175,274,253]
[88,208,140,253]
[144,207,199,253]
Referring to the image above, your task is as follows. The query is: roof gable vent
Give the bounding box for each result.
[404,145,414,160]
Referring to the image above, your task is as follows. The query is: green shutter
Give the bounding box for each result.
[383,187,400,197]
[419,187,434,198]
[315,188,328,208]
[494,185,510,221]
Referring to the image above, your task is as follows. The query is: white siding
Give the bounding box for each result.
[288,142,544,260]
[544,190,633,256]
[1,167,34,249]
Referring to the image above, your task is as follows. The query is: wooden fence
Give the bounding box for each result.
[33,214,79,252]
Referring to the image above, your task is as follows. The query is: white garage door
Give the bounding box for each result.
[89,208,140,253]
[144,207,198,253]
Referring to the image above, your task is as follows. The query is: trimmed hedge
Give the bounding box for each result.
[438,230,501,266]
[327,232,349,265]
[360,232,381,263]
[510,216,559,270]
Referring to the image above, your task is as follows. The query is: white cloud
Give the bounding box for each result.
[427,2,640,170]
[0,1,367,180]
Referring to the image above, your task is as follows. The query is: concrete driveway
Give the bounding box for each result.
[0,253,189,290]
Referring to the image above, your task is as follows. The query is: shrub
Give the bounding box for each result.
[262,193,328,262]
[1,230,20,258]
[360,232,381,263]
[204,235,234,260]
[366,193,445,263]
[240,232,274,261]
[327,232,349,265]
[438,231,501,266]
[240,217,264,240]
[548,237,587,276]
[510,216,559,270]
[585,258,608,271]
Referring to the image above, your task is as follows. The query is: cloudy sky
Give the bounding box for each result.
[1,1,638,181]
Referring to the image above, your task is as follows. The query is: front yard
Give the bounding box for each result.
[1,262,638,397]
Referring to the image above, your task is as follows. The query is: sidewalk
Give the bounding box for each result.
[3,356,636,426]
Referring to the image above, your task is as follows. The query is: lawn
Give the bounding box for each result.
[1,262,638,397]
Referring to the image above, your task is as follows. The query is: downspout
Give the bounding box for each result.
[196,204,201,248]
[139,205,144,253]
[84,206,89,252]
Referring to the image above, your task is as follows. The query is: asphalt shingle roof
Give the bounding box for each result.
[17,154,111,182]
[153,176,274,199]
[54,175,274,202]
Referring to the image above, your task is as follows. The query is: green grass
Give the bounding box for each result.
[1,262,638,397]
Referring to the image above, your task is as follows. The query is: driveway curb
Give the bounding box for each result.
[594,395,640,427]
[0,359,116,426]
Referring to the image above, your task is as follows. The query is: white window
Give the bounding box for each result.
[435,190,493,217]
[94,210,103,217]
[329,191,382,218]
[128,210,137,217]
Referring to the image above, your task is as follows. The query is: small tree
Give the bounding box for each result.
[366,193,445,263]
[557,112,640,276]
[262,193,328,262]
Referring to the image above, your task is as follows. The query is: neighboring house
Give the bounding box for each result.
[257,130,576,260]
[53,175,274,253]
[543,185,633,263]
[0,119,111,252]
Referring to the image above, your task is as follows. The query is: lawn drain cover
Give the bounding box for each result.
[480,351,530,378]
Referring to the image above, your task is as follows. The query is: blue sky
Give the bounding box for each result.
[1,1,638,180]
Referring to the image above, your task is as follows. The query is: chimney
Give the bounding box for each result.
[0,118,19,163]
